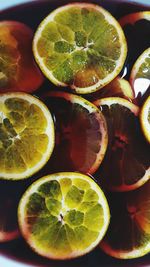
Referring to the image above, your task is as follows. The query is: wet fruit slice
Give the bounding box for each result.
[0,21,44,93]
[18,172,110,260]
[42,91,108,174]
[140,96,150,143]
[33,3,127,94]
[0,92,55,180]
[130,48,150,100]
[100,179,150,259]
[119,12,150,101]
[85,77,134,102]
[94,97,150,191]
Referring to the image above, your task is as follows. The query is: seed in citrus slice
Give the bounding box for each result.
[0,21,44,93]
[94,97,150,192]
[130,48,150,103]
[100,178,150,259]
[42,91,108,174]
[33,3,127,94]
[140,96,150,144]
[18,172,110,260]
[0,92,55,180]
[85,77,134,102]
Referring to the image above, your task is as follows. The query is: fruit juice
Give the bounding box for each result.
[0,0,150,266]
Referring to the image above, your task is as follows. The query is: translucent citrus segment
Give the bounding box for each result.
[140,96,150,143]
[94,97,150,192]
[42,91,108,174]
[0,21,44,93]
[18,172,110,260]
[33,3,127,94]
[100,179,150,259]
[0,92,55,180]
[130,48,150,100]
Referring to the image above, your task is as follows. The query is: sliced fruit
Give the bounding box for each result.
[130,48,150,101]
[140,96,150,143]
[94,97,150,192]
[42,91,108,174]
[18,172,110,260]
[33,3,127,94]
[85,77,134,102]
[0,21,44,93]
[119,11,150,98]
[0,92,55,180]
[100,179,150,259]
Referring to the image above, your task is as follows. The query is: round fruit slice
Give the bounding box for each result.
[33,3,127,94]
[85,77,134,102]
[140,96,150,143]
[130,48,150,100]
[18,172,110,260]
[94,97,150,192]
[0,92,55,180]
[100,179,150,259]
[42,91,108,174]
[119,11,150,100]
[0,21,44,93]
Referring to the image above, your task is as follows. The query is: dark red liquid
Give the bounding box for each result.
[0,1,150,267]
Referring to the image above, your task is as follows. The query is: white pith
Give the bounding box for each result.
[140,96,150,143]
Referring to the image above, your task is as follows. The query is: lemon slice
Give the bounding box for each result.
[0,92,55,180]
[94,97,150,191]
[100,179,150,259]
[140,96,150,143]
[18,172,110,260]
[33,3,127,94]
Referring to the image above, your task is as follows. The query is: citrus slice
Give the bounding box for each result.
[130,48,150,100]
[94,97,150,192]
[18,172,110,260]
[100,179,150,259]
[0,92,55,180]
[119,11,150,100]
[0,21,44,93]
[140,96,150,143]
[42,91,108,174]
[33,3,127,94]
[85,77,134,102]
